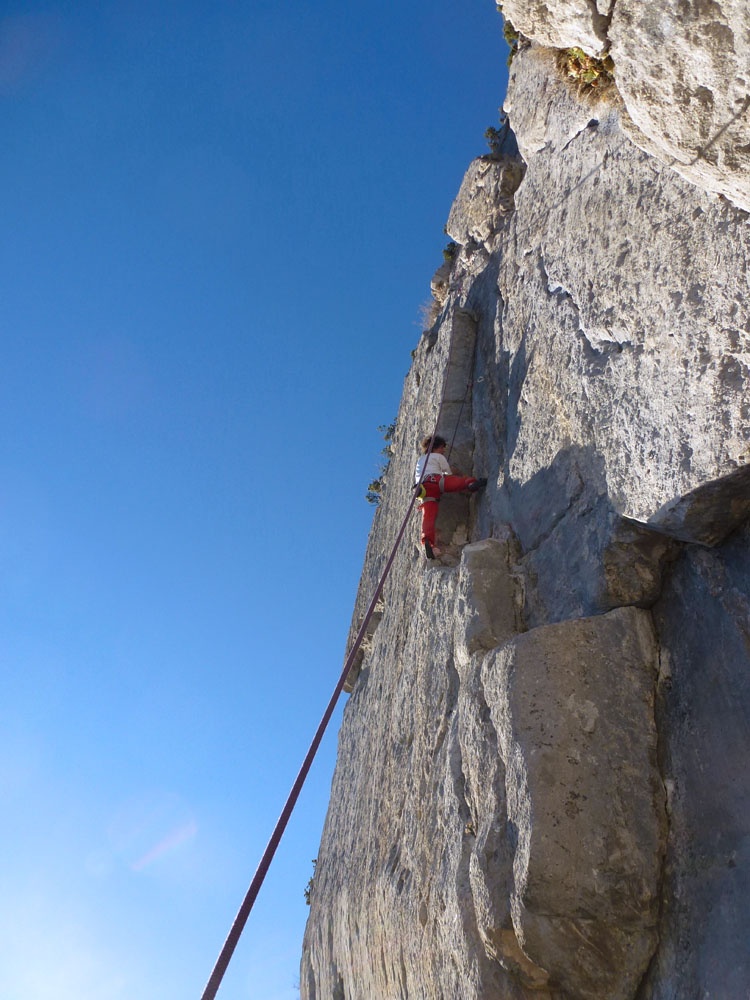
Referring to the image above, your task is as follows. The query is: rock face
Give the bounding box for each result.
[501,0,750,212]
[501,0,610,56]
[648,524,750,996]
[446,155,526,248]
[611,0,750,213]
[301,18,750,1000]
[482,607,664,1000]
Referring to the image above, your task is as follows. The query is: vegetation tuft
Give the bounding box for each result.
[485,126,502,154]
[496,7,519,66]
[442,241,458,262]
[366,421,397,506]
[418,297,441,334]
[559,47,615,91]
[304,859,317,905]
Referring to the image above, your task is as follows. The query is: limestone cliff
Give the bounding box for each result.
[301,11,750,999]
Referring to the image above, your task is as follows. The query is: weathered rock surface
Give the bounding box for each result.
[302,17,750,1000]
[499,46,750,544]
[482,607,665,1000]
[304,547,664,1000]
[500,0,610,57]
[446,155,526,250]
[500,0,750,212]
[644,522,750,998]
[610,0,750,213]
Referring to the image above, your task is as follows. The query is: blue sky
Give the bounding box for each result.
[1,3,509,997]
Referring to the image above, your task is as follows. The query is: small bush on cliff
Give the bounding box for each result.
[304,858,317,905]
[366,479,383,505]
[418,297,441,333]
[484,120,508,156]
[442,241,458,262]
[484,113,513,159]
[496,7,519,66]
[559,47,615,92]
[365,421,397,506]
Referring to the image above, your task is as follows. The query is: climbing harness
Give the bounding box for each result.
[419,473,446,495]
[199,309,475,1000]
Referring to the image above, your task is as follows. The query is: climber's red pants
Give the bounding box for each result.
[418,474,478,546]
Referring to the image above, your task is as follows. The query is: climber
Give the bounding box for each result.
[414,435,487,559]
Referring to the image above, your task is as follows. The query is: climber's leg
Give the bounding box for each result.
[441,475,473,493]
[419,498,439,549]
[441,475,488,494]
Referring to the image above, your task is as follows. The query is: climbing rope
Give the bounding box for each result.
[199,307,473,1000]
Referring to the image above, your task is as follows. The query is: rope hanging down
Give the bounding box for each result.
[200,316,470,1000]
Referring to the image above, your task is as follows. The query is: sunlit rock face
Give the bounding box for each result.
[501,0,610,56]
[301,21,750,1000]
[501,0,750,211]
[500,45,750,550]
[610,0,750,214]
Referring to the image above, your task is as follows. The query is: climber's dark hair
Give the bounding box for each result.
[421,435,447,453]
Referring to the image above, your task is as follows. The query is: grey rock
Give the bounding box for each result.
[499,0,750,212]
[488,444,675,625]
[303,563,521,1000]
[610,0,750,213]
[304,533,665,1000]
[446,155,526,250]
[429,259,453,307]
[500,0,610,56]
[497,46,750,545]
[482,606,666,1000]
[521,495,675,626]
[343,599,384,694]
[453,536,523,662]
[644,522,750,998]
[647,463,750,546]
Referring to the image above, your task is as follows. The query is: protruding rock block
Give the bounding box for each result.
[343,599,384,693]
[481,606,666,1000]
[647,463,750,546]
[521,496,675,625]
[446,156,525,249]
[430,259,453,307]
[501,0,610,56]
[454,536,523,666]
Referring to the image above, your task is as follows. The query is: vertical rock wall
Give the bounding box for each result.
[301,27,750,1000]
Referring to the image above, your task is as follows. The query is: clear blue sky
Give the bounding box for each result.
[1,3,509,997]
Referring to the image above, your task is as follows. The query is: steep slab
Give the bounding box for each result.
[498,1,750,211]
[497,46,750,549]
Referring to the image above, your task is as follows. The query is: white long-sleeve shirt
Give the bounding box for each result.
[414,451,452,484]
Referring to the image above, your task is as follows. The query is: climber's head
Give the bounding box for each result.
[421,435,447,454]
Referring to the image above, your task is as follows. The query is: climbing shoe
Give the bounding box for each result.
[468,477,488,493]
[423,539,435,559]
